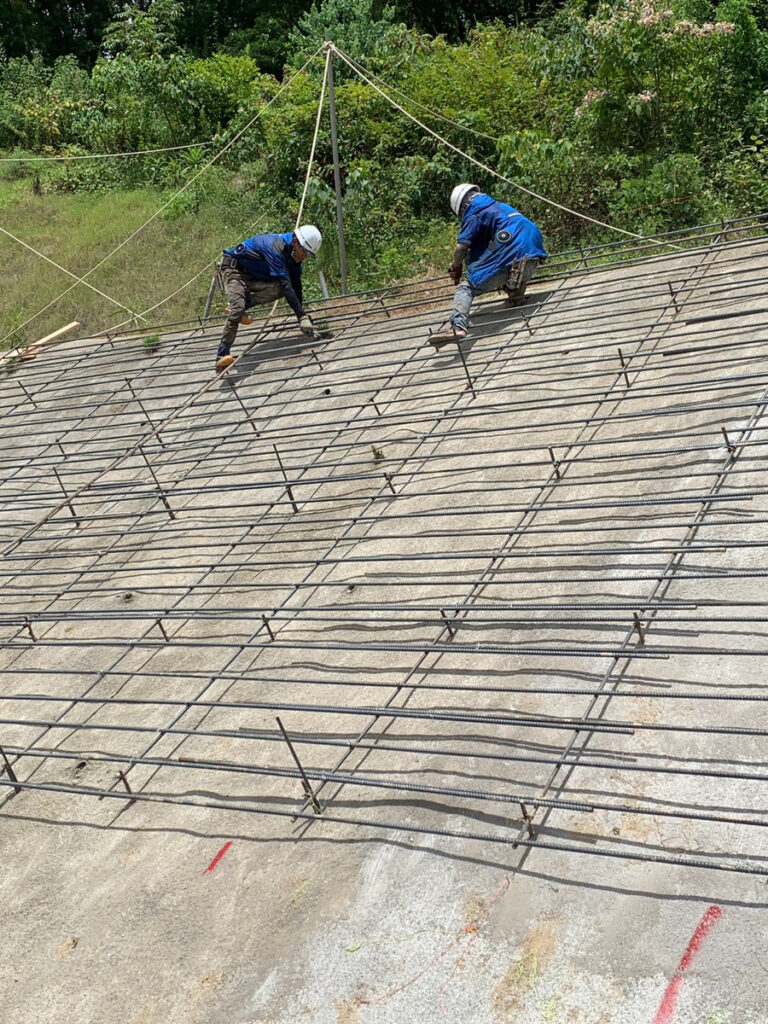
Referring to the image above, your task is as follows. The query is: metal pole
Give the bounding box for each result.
[202,269,218,325]
[325,41,349,295]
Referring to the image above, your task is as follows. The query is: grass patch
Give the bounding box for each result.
[0,180,259,350]
[0,171,459,352]
[142,333,162,354]
[313,320,334,339]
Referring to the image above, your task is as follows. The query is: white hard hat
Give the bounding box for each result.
[450,183,480,217]
[295,224,322,256]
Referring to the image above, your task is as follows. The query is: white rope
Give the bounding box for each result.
[0,225,148,322]
[340,51,498,142]
[331,43,676,248]
[295,46,330,228]
[0,142,213,163]
[124,55,330,336]
[103,215,268,335]
[66,51,326,341]
[115,258,217,329]
[79,56,328,339]
[0,45,326,349]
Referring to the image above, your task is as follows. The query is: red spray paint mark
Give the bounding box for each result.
[652,905,723,1024]
[357,925,477,1008]
[357,875,510,1011]
[204,841,233,875]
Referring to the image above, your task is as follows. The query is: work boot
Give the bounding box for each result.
[429,326,468,351]
[216,354,235,373]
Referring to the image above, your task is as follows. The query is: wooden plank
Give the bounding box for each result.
[0,320,80,368]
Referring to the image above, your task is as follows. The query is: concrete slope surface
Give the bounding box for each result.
[1,223,767,1023]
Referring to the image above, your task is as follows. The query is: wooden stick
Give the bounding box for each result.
[1,320,80,367]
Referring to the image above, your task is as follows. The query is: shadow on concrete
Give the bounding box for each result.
[3,809,765,909]
[429,290,557,366]
[216,331,334,389]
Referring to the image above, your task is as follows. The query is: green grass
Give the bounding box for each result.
[142,333,162,354]
[0,176,254,350]
[0,170,458,351]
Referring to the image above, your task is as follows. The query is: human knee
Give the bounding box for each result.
[227,294,246,320]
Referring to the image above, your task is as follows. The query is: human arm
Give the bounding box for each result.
[449,242,469,284]
[281,279,313,334]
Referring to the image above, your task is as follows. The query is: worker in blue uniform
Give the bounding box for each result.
[430,184,547,349]
[215,224,322,372]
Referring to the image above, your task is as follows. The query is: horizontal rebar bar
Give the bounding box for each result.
[6,744,768,831]
[1,776,766,876]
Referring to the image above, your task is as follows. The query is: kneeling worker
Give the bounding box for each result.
[215,224,323,372]
[430,184,547,349]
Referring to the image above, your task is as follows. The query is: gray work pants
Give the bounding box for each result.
[451,258,540,332]
[217,265,284,358]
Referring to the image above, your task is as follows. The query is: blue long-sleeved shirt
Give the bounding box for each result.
[224,232,304,316]
[458,195,547,287]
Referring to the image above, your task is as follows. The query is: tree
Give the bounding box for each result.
[174,0,312,73]
[287,0,400,67]
[0,0,118,65]
[392,0,542,39]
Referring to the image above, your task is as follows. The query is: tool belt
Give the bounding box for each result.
[221,254,240,269]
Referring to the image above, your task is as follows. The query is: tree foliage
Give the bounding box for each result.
[0,0,117,66]
[2,0,768,291]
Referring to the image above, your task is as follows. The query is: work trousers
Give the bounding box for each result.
[217,264,284,359]
[451,258,540,332]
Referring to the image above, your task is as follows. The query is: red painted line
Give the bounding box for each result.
[358,875,511,1011]
[436,876,510,1016]
[652,905,723,1024]
[204,841,233,874]
[357,926,475,1007]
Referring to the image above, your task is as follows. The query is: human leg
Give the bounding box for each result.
[504,258,540,307]
[452,269,511,329]
[217,266,248,360]
[430,281,486,346]
[234,280,286,328]
[430,274,504,348]
[244,279,284,306]
[449,281,477,333]
[428,282,476,347]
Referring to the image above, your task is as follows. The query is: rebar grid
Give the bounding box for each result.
[2,222,768,438]
[1,227,768,877]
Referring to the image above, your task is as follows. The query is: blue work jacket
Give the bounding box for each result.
[224,232,303,304]
[459,195,547,287]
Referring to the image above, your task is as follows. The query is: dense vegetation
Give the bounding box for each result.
[2,0,768,343]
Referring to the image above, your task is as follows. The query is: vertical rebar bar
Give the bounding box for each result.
[52,466,80,527]
[617,348,631,389]
[273,444,299,513]
[456,339,475,395]
[139,446,175,520]
[125,377,164,447]
[17,380,37,409]
[277,716,322,814]
[228,381,259,435]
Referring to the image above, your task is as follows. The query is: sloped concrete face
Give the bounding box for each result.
[1,229,768,1023]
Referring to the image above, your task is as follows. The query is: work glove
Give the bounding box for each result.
[448,263,462,285]
[299,314,314,336]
